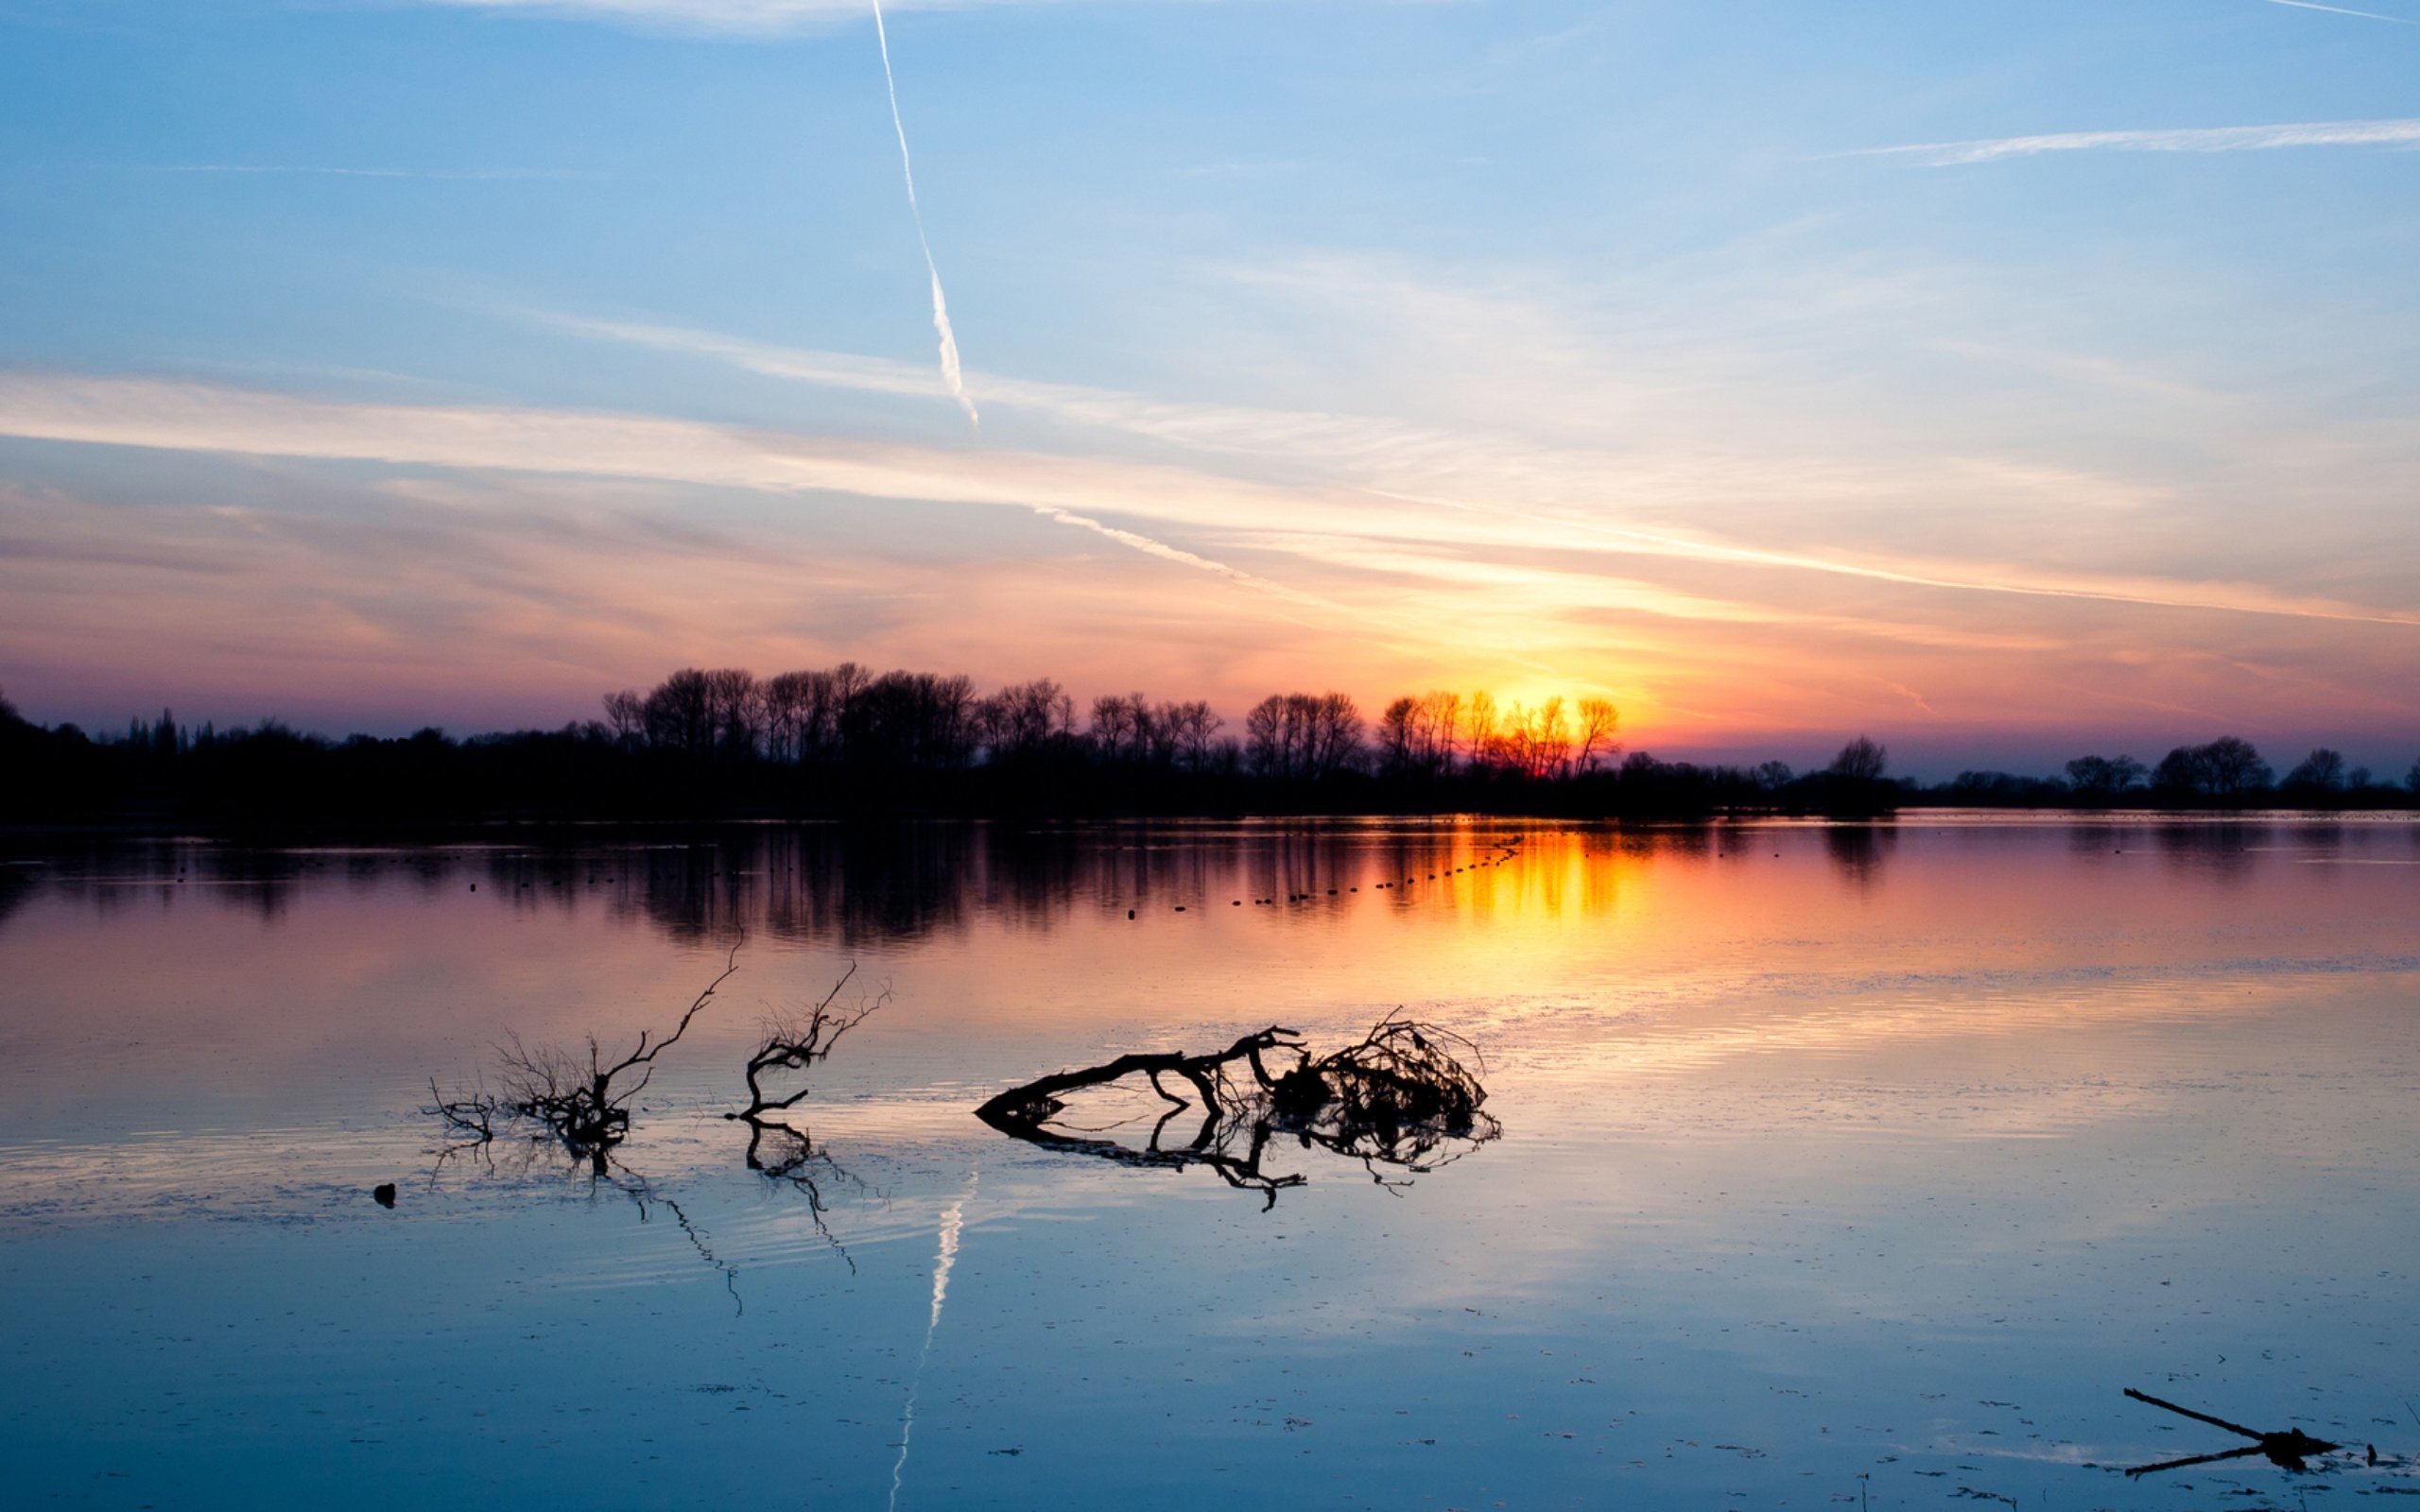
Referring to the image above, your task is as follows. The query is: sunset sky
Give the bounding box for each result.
[3,0,2416,775]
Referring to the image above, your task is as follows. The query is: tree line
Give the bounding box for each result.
[587,665,1627,783]
[1,671,2413,826]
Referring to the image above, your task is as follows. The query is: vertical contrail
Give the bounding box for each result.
[871,0,978,426]
[888,1166,978,1512]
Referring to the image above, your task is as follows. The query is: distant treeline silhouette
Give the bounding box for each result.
[0,671,2411,826]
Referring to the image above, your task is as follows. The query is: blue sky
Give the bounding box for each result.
[2,0,2416,774]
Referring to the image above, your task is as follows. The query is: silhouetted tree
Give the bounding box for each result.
[1949,769,2069,804]
[2282,747,2346,794]
[642,668,715,755]
[601,689,645,747]
[1377,696,1419,778]
[1573,697,1620,774]
[1463,691,1499,773]
[2066,753,2148,799]
[977,677,1075,765]
[2153,736,2273,799]
[703,668,762,757]
[1245,692,1363,780]
[1829,735,1888,782]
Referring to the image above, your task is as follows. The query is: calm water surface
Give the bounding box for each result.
[3,816,2417,1509]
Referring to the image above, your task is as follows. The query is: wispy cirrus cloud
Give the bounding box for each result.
[151,164,606,181]
[1858,117,2420,166]
[2264,0,2414,23]
[5,371,2417,744]
[419,0,1092,33]
[524,308,2420,633]
[4,372,2413,635]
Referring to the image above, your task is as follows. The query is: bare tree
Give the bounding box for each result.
[2283,747,2346,792]
[1170,700,1223,772]
[601,689,646,747]
[1418,690,1462,776]
[1573,696,1619,774]
[1090,693,1143,763]
[1464,691,1499,774]
[2066,753,2146,798]
[979,677,1074,763]
[1379,696,1419,777]
[702,668,762,757]
[641,668,715,754]
[761,671,815,764]
[1829,735,1888,782]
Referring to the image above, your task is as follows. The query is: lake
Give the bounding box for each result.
[3,816,2416,1509]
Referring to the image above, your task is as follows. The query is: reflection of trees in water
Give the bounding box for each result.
[0,864,32,936]
[26,840,308,925]
[595,826,1085,949]
[1824,824,1893,890]
[9,819,1690,945]
[2153,821,2259,881]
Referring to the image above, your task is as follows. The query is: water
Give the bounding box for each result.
[2,816,2416,1508]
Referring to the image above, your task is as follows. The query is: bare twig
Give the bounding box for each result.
[729,962,888,1120]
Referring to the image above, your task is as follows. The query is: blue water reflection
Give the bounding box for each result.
[2,816,2416,1507]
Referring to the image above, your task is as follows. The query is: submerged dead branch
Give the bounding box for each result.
[974,1014,1499,1206]
[422,949,737,1170]
[728,960,888,1121]
[2122,1386,2342,1477]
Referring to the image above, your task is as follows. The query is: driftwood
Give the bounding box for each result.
[975,1016,1499,1207]
[2123,1386,2341,1477]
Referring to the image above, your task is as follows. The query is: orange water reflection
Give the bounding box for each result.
[3,816,2413,1149]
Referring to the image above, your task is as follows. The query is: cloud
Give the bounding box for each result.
[514,310,2420,635]
[418,0,1088,33]
[1857,117,2420,166]
[2264,0,2414,22]
[149,165,606,181]
[5,372,2415,644]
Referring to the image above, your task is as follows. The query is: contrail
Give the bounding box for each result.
[1849,116,2420,166]
[888,1166,977,1512]
[871,0,977,426]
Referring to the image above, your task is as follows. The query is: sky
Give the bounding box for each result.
[1,0,2416,777]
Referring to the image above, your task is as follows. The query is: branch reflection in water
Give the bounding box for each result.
[422,953,882,1289]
